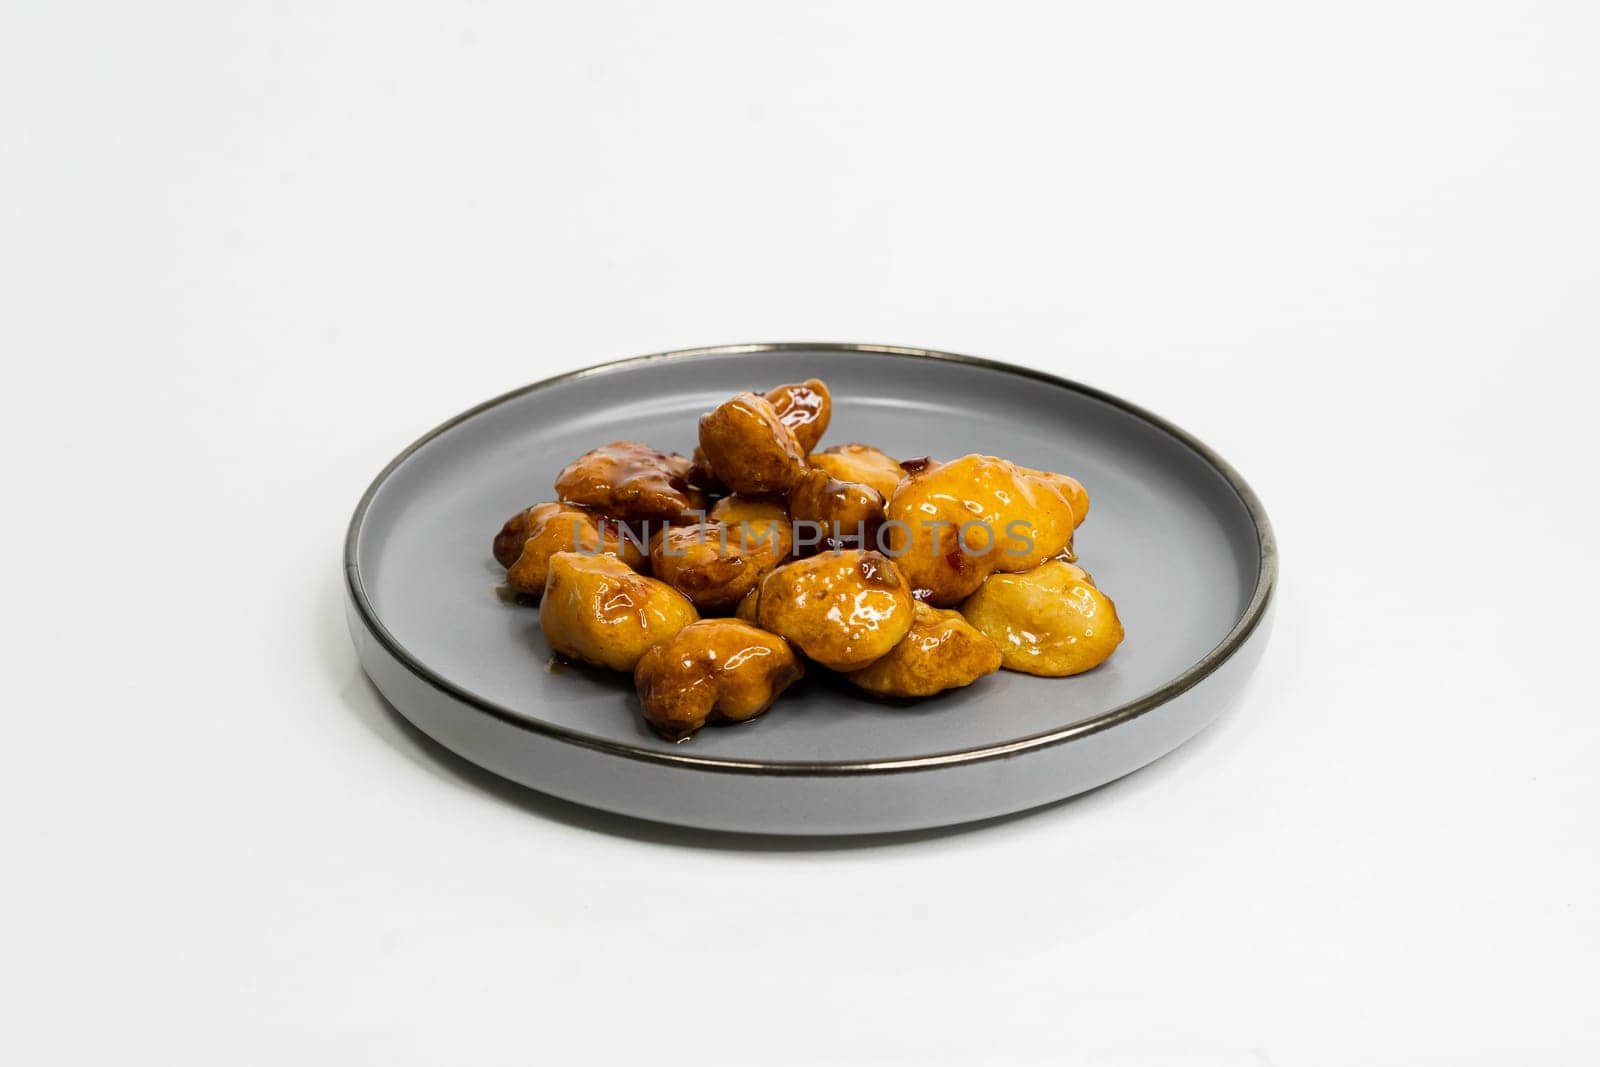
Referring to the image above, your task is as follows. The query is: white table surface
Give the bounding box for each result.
[7,3,1597,1063]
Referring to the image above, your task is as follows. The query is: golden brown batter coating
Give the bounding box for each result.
[959,561,1124,676]
[765,379,832,453]
[649,520,791,613]
[554,441,707,522]
[697,393,807,495]
[495,501,649,596]
[756,549,915,671]
[882,454,1079,605]
[846,602,1002,698]
[808,443,904,500]
[493,501,563,568]
[787,467,885,548]
[734,587,761,624]
[708,494,790,531]
[1018,466,1090,528]
[539,552,698,671]
[633,619,804,740]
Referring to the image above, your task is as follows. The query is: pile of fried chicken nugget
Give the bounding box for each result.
[492,378,1123,741]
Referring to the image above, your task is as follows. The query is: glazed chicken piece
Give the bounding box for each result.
[494,502,649,596]
[539,552,698,671]
[787,467,886,551]
[882,454,1081,606]
[634,619,804,741]
[846,601,1002,698]
[765,379,832,453]
[649,519,792,613]
[554,441,707,522]
[756,549,915,671]
[696,392,808,495]
[807,443,903,500]
[959,560,1123,676]
[495,501,570,568]
[717,500,797,624]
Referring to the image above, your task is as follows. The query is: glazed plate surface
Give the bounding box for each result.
[345,344,1275,834]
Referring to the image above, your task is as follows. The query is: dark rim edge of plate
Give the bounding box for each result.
[344,342,1278,777]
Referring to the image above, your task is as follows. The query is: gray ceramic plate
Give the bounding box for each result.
[345,344,1276,834]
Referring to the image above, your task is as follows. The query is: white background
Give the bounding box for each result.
[5,2,1598,1064]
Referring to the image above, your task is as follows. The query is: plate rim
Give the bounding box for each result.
[344,342,1278,777]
